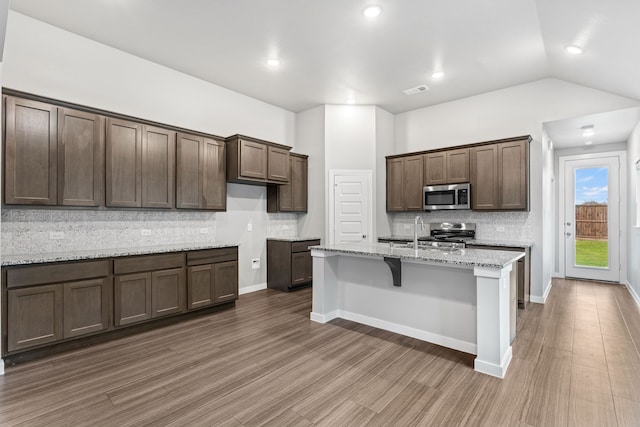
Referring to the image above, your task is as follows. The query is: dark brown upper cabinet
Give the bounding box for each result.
[4,96,58,205]
[106,118,143,207]
[470,137,529,211]
[225,134,291,185]
[425,148,469,186]
[176,132,226,210]
[142,125,175,208]
[58,108,105,207]
[267,153,308,213]
[386,154,424,212]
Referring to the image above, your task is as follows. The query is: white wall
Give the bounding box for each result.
[2,12,297,292]
[627,122,640,304]
[375,107,395,238]
[541,131,555,298]
[296,106,326,241]
[394,78,639,302]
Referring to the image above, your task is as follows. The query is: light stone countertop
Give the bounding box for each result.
[266,236,322,242]
[378,235,533,248]
[310,242,524,269]
[1,242,239,267]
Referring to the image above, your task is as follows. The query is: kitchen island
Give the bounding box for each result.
[310,242,524,378]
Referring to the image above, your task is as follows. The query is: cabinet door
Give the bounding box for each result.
[291,251,312,286]
[187,264,214,310]
[214,261,238,304]
[386,158,404,212]
[498,140,528,210]
[425,152,446,186]
[470,145,498,210]
[142,126,175,208]
[7,284,63,352]
[404,155,424,211]
[4,96,57,205]
[58,108,104,206]
[446,148,470,184]
[114,272,152,326]
[202,138,226,210]
[176,133,202,209]
[239,140,268,180]
[291,155,308,212]
[106,118,143,207]
[151,268,185,318]
[267,146,290,182]
[63,277,110,338]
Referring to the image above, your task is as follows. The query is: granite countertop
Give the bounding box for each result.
[267,236,322,242]
[310,242,524,269]
[378,235,533,248]
[1,242,239,267]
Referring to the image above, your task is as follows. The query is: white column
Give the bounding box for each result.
[473,263,513,378]
[310,250,339,323]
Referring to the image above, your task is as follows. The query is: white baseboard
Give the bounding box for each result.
[310,311,338,323]
[337,310,477,355]
[474,346,512,379]
[624,280,640,308]
[552,272,563,278]
[530,280,552,304]
[238,282,267,295]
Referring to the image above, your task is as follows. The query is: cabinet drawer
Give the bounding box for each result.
[187,247,238,266]
[114,253,184,275]
[6,260,110,288]
[291,240,320,253]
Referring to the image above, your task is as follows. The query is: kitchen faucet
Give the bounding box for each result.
[414,216,425,249]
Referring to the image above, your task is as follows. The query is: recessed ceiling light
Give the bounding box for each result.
[582,125,595,137]
[266,58,280,67]
[431,71,445,79]
[585,140,593,145]
[566,45,583,55]
[363,4,382,18]
[346,98,355,105]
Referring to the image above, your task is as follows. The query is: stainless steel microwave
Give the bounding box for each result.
[423,183,471,210]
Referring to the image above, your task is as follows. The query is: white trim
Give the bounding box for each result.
[328,169,373,245]
[552,272,563,278]
[531,280,552,304]
[326,309,477,355]
[474,347,512,379]
[558,151,627,282]
[238,283,267,295]
[625,280,640,308]
[310,310,338,323]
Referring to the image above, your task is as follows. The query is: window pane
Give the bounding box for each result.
[575,167,609,268]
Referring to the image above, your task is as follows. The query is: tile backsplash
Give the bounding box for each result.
[391,210,535,241]
[1,209,220,255]
[266,213,299,237]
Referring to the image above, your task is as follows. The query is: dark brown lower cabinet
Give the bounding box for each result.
[267,239,320,291]
[114,272,152,327]
[63,278,111,338]
[7,284,63,352]
[2,246,238,361]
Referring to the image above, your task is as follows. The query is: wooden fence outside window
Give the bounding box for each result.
[575,204,608,240]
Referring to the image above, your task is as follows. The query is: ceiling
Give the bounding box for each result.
[8,0,640,116]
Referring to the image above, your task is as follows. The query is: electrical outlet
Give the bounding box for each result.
[403,224,411,230]
[141,229,152,236]
[49,231,65,240]
[200,228,209,234]
[251,258,260,269]
[496,226,506,232]
[247,223,253,232]
[283,225,289,230]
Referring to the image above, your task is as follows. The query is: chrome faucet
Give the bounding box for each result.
[414,216,425,249]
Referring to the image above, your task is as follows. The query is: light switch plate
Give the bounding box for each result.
[141,229,152,236]
[496,226,506,232]
[49,231,65,240]
[247,223,253,232]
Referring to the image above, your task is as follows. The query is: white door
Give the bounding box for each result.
[563,156,620,282]
[330,171,372,244]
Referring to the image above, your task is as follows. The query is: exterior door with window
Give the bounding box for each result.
[563,156,620,282]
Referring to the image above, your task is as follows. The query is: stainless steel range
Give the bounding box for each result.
[415,222,476,249]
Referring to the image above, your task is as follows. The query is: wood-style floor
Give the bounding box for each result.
[1,278,640,426]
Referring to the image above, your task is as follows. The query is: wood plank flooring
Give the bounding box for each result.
[1,278,640,426]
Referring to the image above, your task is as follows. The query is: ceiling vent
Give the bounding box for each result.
[403,85,429,95]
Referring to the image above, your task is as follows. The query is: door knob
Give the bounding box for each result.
[566,222,571,226]
[362,234,367,239]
